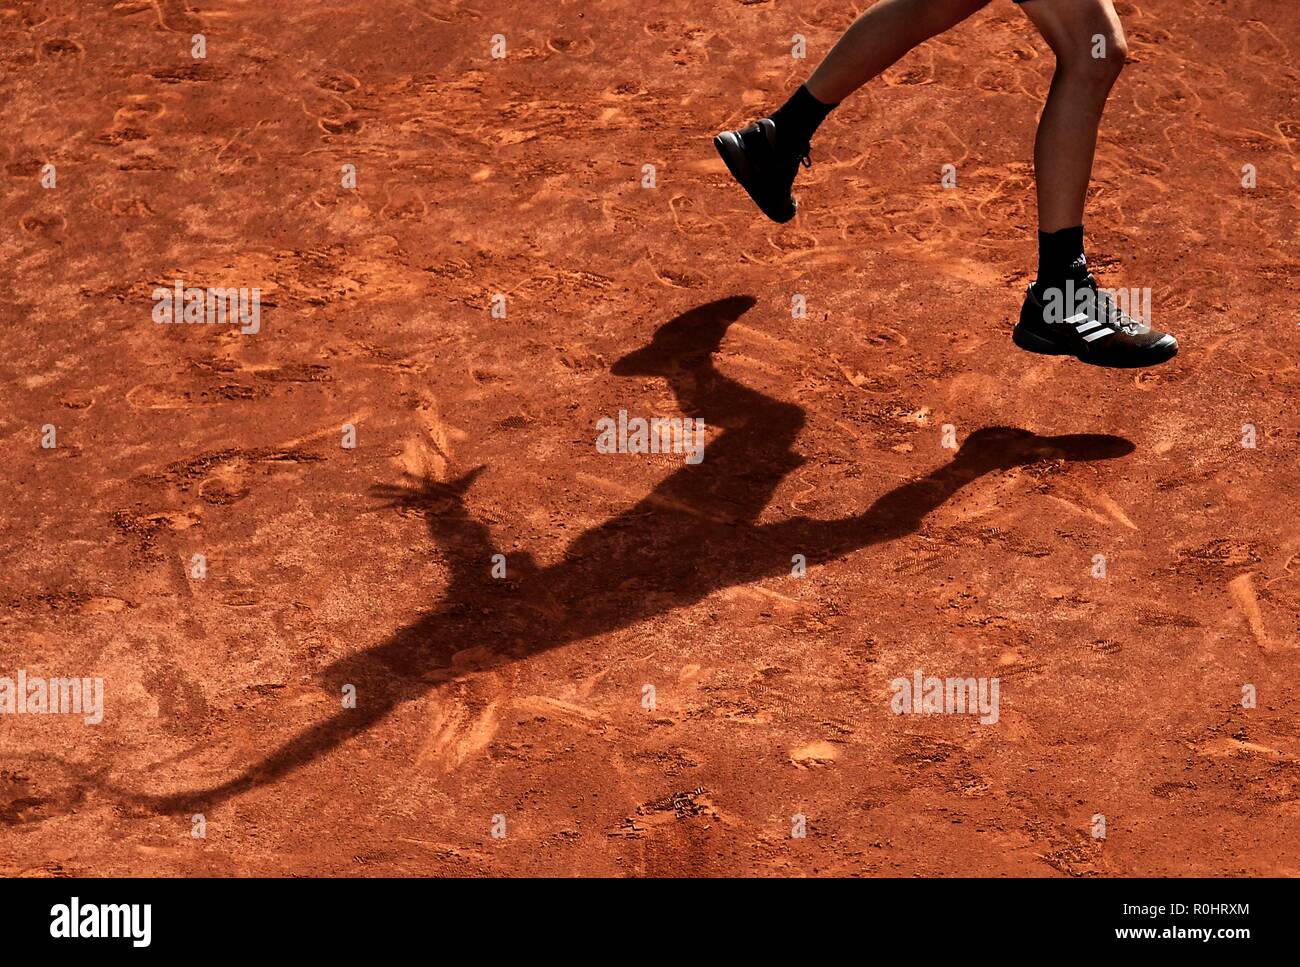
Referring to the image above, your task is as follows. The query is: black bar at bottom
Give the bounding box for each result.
[0,876,1279,953]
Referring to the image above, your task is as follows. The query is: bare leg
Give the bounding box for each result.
[806,0,994,104]
[1019,0,1128,231]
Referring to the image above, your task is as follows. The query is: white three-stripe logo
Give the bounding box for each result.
[1068,313,1112,341]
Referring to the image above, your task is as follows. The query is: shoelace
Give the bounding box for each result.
[1062,275,1143,335]
[1083,280,1143,335]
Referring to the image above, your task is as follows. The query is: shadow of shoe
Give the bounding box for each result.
[611,294,757,376]
[953,426,1136,473]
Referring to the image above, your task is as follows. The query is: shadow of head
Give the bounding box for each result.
[611,295,757,376]
[954,426,1135,471]
[368,464,487,514]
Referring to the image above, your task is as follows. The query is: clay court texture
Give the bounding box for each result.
[1,0,1297,877]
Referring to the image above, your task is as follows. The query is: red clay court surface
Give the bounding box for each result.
[1,0,1298,876]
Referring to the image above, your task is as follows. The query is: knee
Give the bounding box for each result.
[1093,27,1129,79]
[1059,27,1128,87]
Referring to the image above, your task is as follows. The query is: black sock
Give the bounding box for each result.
[769,85,837,154]
[1035,225,1087,288]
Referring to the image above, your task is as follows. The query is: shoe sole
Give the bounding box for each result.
[1013,323,1178,369]
[713,131,796,224]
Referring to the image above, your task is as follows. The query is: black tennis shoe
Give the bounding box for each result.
[713,118,809,224]
[1013,275,1177,368]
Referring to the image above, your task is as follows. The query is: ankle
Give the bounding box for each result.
[1034,225,1087,288]
[769,85,837,155]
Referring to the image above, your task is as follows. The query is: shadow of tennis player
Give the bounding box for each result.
[125,295,1133,811]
